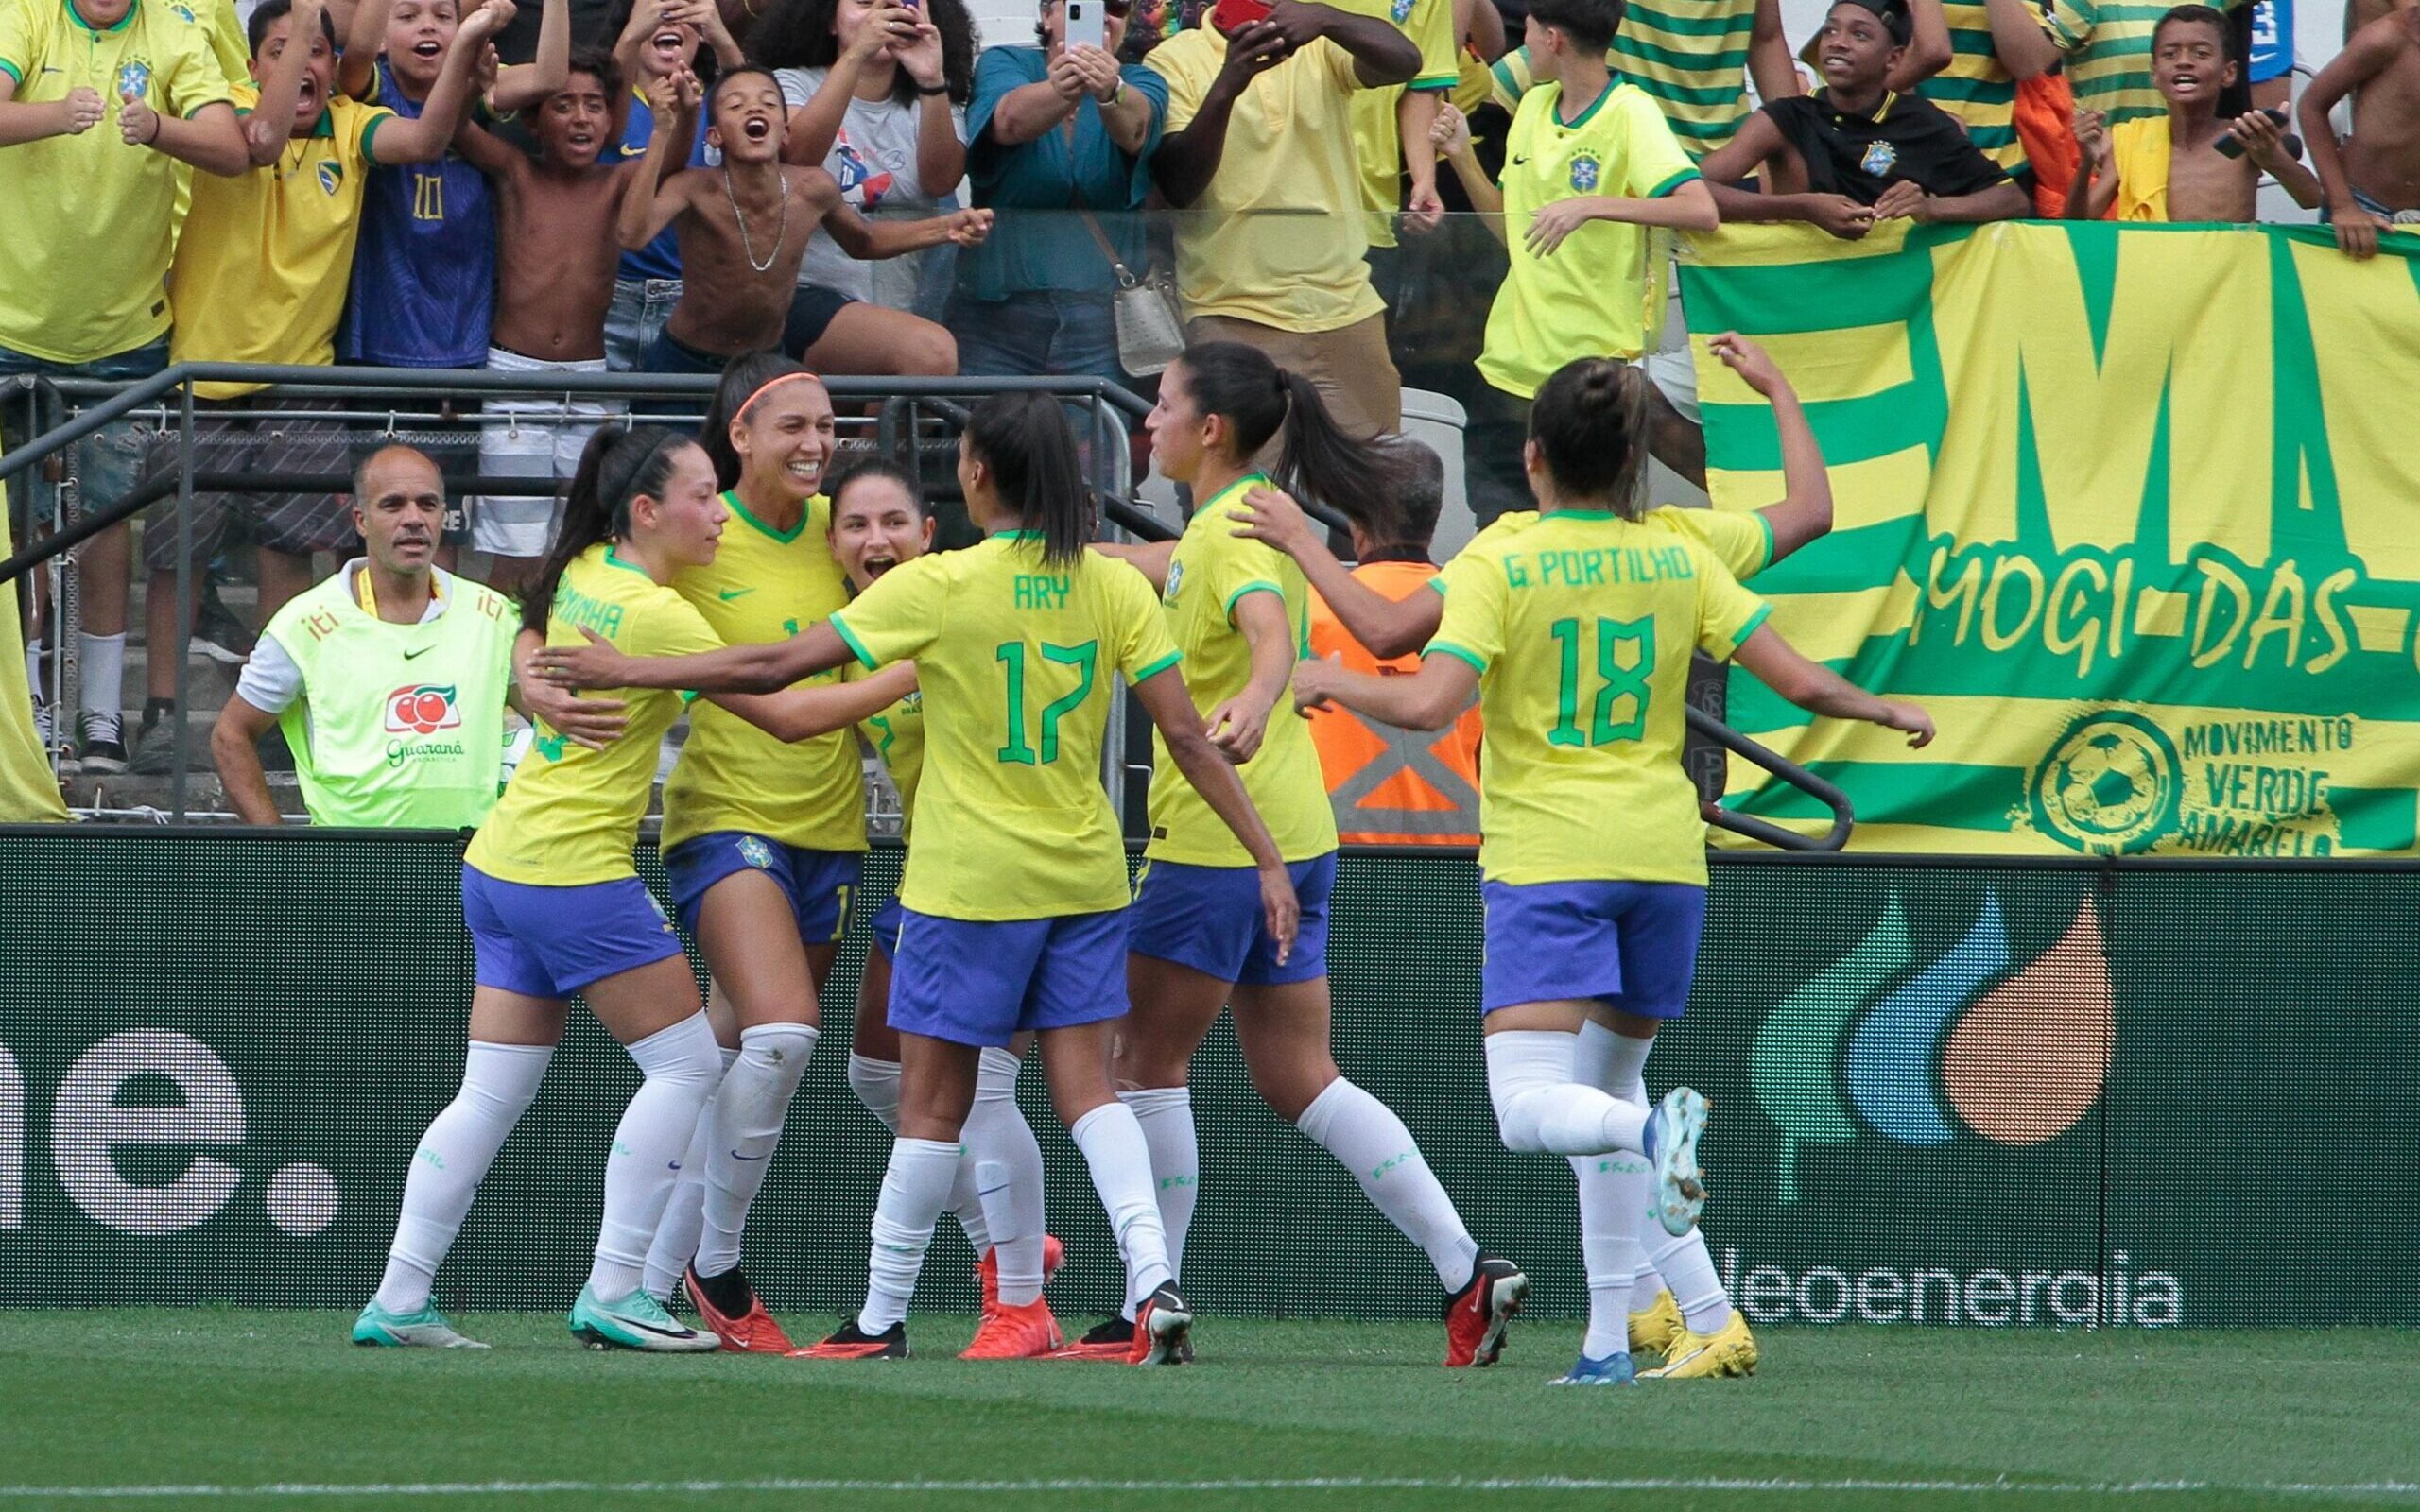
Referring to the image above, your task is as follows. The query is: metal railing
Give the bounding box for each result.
[3,361,1851,849]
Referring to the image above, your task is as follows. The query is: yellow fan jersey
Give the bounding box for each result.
[467,543,721,886]
[830,532,1180,920]
[1435,505,1776,598]
[661,490,861,852]
[1428,509,1771,886]
[1478,79,1701,398]
[860,688,925,839]
[1146,474,1339,868]
[1337,0,1458,240]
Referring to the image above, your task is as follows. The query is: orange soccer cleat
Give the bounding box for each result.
[959,1297,1065,1360]
[1443,1254,1530,1367]
[684,1265,796,1355]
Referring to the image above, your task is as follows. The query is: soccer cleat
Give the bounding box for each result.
[793,1319,909,1360]
[1638,1309,1759,1380]
[1128,1283,1193,1366]
[1629,1288,1685,1356]
[568,1283,721,1352]
[974,1234,1068,1314]
[352,1299,488,1349]
[1554,1350,1638,1386]
[684,1264,795,1354]
[1642,1087,1712,1237]
[959,1297,1064,1360]
[1443,1252,1530,1367]
[1049,1316,1136,1361]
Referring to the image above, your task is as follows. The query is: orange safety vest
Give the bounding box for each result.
[1306,560,1484,847]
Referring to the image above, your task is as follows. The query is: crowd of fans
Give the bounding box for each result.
[3,0,2411,793]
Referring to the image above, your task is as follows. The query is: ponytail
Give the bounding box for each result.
[520,424,691,632]
[963,392,1089,568]
[1527,357,1652,518]
[1173,341,1409,539]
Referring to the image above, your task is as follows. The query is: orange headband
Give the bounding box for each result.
[737,370,823,421]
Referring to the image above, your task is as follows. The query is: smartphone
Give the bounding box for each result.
[2213,106,2299,161]
[1066,0,1106,53]
[1209,0,1272,35]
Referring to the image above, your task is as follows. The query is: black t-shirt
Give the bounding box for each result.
[1763,89,2013,204]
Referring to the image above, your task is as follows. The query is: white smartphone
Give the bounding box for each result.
[1066,0,1106,55]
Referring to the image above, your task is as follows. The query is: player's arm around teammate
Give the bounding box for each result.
[1294,356,1927,1386]
[354,426,903,1357]
[1091,342,1531,1369]
[539,393,1296,1365]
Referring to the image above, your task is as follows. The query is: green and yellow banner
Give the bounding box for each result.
[1681,221,2420,856]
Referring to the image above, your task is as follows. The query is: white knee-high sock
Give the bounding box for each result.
[643,1044,739,1301]
[374,1040,553,1314]
[78,631,125,713]
[694,1022,817,1278]
[1297,1076,1478,1293]
[849,1051,993,1250]
[858,1136,962,1333]
[849,1053,902,1131]
[1071,1101,1174,1314]
[589,1012,724,1299]
[1567,1022,1651,1356]
[1580,1022,1733,1334]
[1483,1031,1647,1156]
[969,1046,1047,1306]
[1116,1086,1197,1311]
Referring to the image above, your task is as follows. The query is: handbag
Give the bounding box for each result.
[1077,207,1185,378]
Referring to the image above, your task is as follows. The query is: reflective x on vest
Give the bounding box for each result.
[1329,707,1481,844]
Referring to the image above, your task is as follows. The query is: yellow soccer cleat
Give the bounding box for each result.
[1628,1288,1685,1357]
[1638,1309,1758,1380]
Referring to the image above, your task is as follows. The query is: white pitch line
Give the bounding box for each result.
[3,1479,2417,1501]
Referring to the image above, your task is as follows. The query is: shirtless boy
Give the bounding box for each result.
[2069,5,2318,222]
[2301,2,2420,256]
[455,48,679,588]
[616,64,991,373]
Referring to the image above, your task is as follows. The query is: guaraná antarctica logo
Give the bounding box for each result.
[1750,894,2114,1203]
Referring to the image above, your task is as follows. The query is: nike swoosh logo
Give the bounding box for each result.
[404,645,433,659]
[718,588,755,601]
[612,1312,700,1341]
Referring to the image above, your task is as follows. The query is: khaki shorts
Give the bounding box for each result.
[1185,311,1403,439]
[142,399,355,569]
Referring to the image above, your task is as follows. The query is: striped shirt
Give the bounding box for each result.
[1611,0,1764,159]
[2044,0,2251,126]
[1916,0,2028,175]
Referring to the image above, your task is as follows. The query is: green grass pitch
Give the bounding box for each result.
[2,1312,2413,1511]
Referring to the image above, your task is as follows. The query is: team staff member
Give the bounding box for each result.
[531,393,1301,1366]
[1294,345,1933,1387]
[212,444,619,828]
[1091,342,1528,1370]
[1302,438,1480,847]
[354,425,910,1352]
[632,357,867,1353]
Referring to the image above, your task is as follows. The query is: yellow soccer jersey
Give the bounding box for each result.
[170,83,396,399]
[860,688,925,839]
[1337,0,1457,230]
[1429,509,1770,886]
[0,0,235,363]
[1146,474,1338,867]
[1478,79,1701,398]
[830,533,1180,920]
[1435,505,1775,597]
[466,544,722,886]
[661,490,862,852]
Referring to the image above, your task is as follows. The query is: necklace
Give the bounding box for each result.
[721,163,789,275]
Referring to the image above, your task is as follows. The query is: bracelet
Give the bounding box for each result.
[917,82,949,96]
[1109,78,1126,106]
[147,112,163,145]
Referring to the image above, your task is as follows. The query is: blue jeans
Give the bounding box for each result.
[604,278,682,374]
[943,289,1122,387]
[0,337,168,528]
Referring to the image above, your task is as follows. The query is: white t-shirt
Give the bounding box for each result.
[774,66,967,304]
[236,561,455,720]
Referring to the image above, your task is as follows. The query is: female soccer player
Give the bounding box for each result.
[353,424,911,1353]
[1080,341,1526,1368]
[827,457,1066,1360]
[532,393,1298,1366]
[1293,345,1933,1386]
[622,355,870,1352]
